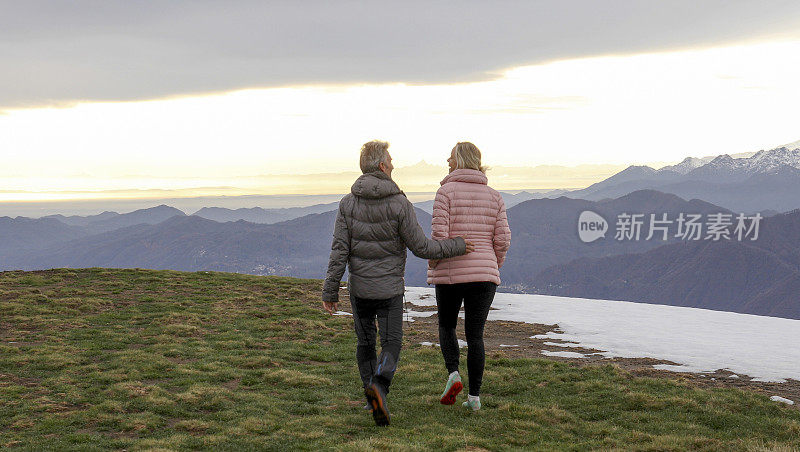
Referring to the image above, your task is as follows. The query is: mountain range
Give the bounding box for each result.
[3,139,800,320]
[567,140,800,213]
[501,189,737,288]
[19,190,570,230]
[191,203,340,224]
[44,205,186,234]
[8,188,794,318]
[530,209,800,319]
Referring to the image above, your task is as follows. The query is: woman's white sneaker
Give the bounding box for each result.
[462,394,481,411]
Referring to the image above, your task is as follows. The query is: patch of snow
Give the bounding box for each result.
[333,311,352,316]
[402,310,435,322]
[541,350,587,359]
[419,340,467,348]
[729,374,739,379]
[407,294,437,307]
[770,396,795,405]
[543,341,583,348]
[652,364,705,374]
[404,287,800,383]
[499,344,519,347]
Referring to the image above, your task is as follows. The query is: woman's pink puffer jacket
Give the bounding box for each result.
[426,168,511,285]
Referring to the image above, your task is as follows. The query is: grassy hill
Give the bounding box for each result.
[1,268,798,451]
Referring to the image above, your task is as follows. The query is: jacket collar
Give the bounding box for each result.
[440,168,488,186]
[351,171,403,199]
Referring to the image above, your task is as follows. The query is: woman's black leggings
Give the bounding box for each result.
[435,281,497,396]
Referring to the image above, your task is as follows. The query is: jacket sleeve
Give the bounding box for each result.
[322,204,350,303]
[430,188,450,241]
[428,188,450,269]
[493,195,511,268]
[399,198,466,260]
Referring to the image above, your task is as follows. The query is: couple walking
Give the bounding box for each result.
[322,140,511,426]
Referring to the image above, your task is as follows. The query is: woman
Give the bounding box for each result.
[427,142,511,411]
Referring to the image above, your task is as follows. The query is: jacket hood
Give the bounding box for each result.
[351,171,403,199]
[440,168,488,186]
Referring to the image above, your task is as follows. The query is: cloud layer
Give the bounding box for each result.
[2,1,799,108]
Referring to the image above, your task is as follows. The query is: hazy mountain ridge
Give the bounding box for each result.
[192,203,340,224]
[44,211,119,227]
[0,159,633,218]
[2,207,435,286]
[21,190,568,227]
[413,190,569,214]
[42,204,186,235]
[0,216,87,260]
[500,189,736,286]
[7,189,780,317]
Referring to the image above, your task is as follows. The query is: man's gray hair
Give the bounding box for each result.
[360,140,390,173]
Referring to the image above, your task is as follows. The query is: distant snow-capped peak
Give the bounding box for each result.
[779,139,800,150]
[700,148,800,174]
[658,156,711,174]
[706,154,737,168]
[660,139,800,177]
[745,146,800,173]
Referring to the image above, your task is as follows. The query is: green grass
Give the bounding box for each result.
[1,268,798,451]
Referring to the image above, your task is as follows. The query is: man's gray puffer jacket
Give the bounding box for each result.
[322,171,466,302]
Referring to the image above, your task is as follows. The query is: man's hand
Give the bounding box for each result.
[322,301,338,315]
[463,239,475,254]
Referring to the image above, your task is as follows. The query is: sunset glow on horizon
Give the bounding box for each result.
[3,39,800,202]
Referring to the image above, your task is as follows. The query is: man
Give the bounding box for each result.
[322,140,473,426]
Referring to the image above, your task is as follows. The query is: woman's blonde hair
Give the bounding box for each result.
[454,142,488,173]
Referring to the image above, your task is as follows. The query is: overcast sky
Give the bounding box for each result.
[3,1,800,108]
[2,1,800,202]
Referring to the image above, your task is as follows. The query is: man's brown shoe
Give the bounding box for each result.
[364,382,390,426]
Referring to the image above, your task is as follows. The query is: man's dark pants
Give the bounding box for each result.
[350,293,404,392]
